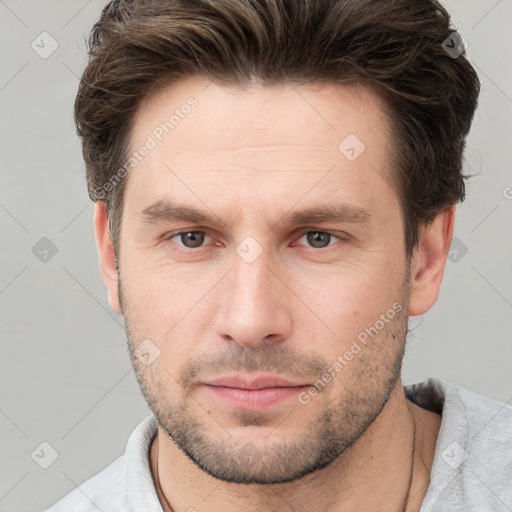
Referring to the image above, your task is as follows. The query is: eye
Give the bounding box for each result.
[164,229,345,251]
[167,230,211,248]
[296,231,344,249]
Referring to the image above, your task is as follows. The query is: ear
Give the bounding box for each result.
[408,205,456,316]
[93,201,122,314]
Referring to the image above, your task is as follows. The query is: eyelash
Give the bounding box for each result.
[163,229,347,251]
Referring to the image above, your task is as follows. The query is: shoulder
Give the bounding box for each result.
[446,381,512,510]
[439,379,512,456]
[457,382,512,435]
[41,456,126,512]
[406,377,512,440]
[41,414,160,512]
[456,382,512,475]
[408,379,512,511]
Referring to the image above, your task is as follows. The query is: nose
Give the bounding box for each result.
[214,248,292,348]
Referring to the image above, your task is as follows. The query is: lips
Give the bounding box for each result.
[200,374,310,409]
[203,374,307,390]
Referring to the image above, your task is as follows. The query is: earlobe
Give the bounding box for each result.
[93,201,122,314]
[408,206,456,317]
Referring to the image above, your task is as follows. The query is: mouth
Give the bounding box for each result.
[200,374,311,409]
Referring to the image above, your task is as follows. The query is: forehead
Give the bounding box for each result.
[124,76,397,219]
[132,76,391,152]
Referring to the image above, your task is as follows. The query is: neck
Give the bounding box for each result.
[150,380,441,512]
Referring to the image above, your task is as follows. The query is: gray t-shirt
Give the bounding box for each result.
[42,378,512,511]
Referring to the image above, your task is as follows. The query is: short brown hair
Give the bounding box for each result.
[75,0,480,259]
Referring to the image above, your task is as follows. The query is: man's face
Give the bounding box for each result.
[118,77,412,484]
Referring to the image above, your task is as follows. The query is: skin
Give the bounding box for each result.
[95,76,452,511]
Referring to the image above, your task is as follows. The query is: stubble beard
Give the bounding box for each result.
[120,275,411,485]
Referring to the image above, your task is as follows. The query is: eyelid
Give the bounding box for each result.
[294,227,349,238]
[163,229,215,247]
[293,229,348,248]
[163,228,211,239]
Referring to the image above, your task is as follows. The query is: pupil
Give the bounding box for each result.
[308,232,330,248]
[182,232,204,248]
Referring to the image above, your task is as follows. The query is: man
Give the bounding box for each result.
[43,0,511,511]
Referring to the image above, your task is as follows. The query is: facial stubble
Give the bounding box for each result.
[120,274,410,485]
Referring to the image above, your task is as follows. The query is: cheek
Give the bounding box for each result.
[122,260,201,320]
[121,270,215,367]
[296,266,403,341]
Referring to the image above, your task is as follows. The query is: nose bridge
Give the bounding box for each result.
[234,250,273,310]
[216,244,291,347]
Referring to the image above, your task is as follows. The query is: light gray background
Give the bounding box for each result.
[0,1,511,511]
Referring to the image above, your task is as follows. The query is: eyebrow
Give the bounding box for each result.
[139,199,371,228]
